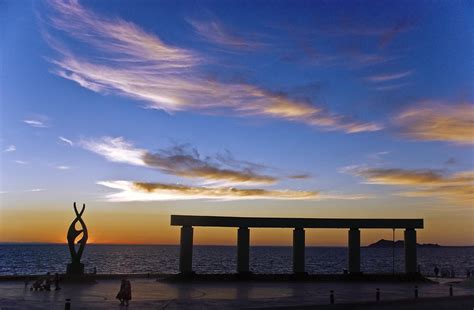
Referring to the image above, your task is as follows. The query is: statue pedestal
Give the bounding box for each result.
[67,262,84,275]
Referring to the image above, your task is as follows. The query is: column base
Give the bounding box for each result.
[236,271,253,279]
[178,271,196,279]
[347,272,364,279]
[292,272,309,279]
[66,263,84,275]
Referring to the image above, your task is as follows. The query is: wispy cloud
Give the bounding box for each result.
[98,180,318,202]
[394,101,474,145]
[367,151,390,160]
[188,18,265,50]
[373,83,408,91]
[56,165,71,170]
[318,193,374,200]
[344,166,473,205]
[81,137,277,185]
[14,160,29,165]
[43,0,380,134]
[288,174,312,180]
[26,188,45,192]
[59,136,74,146]
[367,70,413,82]
[23,117,49,128]
[3,145,16,152]
[444,158,457,165]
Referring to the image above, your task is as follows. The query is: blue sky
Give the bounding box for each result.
[0,0,473,244]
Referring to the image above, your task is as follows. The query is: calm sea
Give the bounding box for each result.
[1,244,473,276]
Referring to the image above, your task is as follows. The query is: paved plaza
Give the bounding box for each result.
[1,277,473,309]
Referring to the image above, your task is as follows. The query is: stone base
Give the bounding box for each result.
[67,263,84,275]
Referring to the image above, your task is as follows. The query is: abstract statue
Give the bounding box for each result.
[66,202,88,275]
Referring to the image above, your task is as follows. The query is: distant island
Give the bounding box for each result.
[367,239,442,248]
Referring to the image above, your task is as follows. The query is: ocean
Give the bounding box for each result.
[1,244,473,277]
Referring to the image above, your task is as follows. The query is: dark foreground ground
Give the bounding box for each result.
[1,276,473,309]
[272,295,474,310]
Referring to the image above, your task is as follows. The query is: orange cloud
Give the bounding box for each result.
[98,180,319,201]
[395,101,474,145]
[345,166,474,205]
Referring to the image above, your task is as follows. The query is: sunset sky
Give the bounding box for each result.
[1,0,473,246]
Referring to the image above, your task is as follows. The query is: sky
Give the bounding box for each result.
[0,0,473,246]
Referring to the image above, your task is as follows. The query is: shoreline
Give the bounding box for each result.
[2,243,474,248]
[0,273,438,283]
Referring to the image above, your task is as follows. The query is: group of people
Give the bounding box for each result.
[433,266,472,278]
[116,278,132,306]
[29,273,61,291]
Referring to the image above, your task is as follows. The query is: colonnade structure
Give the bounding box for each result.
[171,215,423,275]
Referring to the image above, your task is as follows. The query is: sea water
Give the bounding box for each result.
[1,244,473,276]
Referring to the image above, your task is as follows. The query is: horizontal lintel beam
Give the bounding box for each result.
[170,215,423,229]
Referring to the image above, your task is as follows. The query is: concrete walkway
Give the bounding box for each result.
[1,278,473,309]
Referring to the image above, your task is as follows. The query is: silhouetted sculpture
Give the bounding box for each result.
[66,202,88,275]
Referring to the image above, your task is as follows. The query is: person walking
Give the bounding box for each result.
[123,279,132,306]
[116,279,127,305]
[116,279,132,306]
[434,266,439,277]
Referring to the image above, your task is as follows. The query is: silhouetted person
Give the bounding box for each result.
[451,268,455,278]
[31,279,42,291]
[116,279,132,306]
[116,279,126,305]
[43,278,52,291]
[93,267,97,274]
[123,279,132,306]
[54,273,61,291]
[434,266,439,277]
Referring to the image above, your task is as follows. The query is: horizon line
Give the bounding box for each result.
[1,242,473,247]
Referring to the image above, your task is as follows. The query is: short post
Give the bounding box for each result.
[414,285,418,299]
[449,285,453,296]
[376,288,380,301]
[179,226,194,274]
[330,290,334,304]
[65,298,71,310]
[237,227,250,273]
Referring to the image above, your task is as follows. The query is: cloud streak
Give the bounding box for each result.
[345,166,474,205]
[367,70,413,82]
[56,165,71,170]
[81,137,277,185]
[394,101,474,145]
[98,180,319,202]
[23,118,48,128]
[59,136,74,146]
[43,0,380,134]
[3,145,16,152]
[188,19,265,50]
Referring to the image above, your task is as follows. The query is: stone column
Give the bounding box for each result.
[293,228,305,274]
[237,227,250,273]
[404,228,417,273]
[179,225,193,274]
[348,228,361,274]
